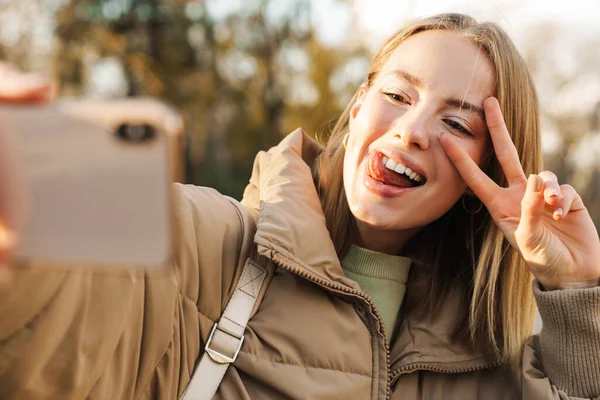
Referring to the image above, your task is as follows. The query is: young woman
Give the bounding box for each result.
[1,13,599,400]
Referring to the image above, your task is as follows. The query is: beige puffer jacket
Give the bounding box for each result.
[1,129,599,399]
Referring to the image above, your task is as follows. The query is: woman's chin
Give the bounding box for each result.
[351,208,420,232]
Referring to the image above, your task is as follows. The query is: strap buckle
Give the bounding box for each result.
[204,323,244,364]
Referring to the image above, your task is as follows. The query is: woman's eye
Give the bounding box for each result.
[383,91,410,104]
[444,119,473,136]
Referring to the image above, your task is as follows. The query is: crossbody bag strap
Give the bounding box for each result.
[180,249,269,400]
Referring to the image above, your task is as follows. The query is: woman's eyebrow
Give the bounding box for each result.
[387,70,423,88]
[444,98,485,120]
[385,70,486,120]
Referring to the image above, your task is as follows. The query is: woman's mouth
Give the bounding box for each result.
[367,151,426,188]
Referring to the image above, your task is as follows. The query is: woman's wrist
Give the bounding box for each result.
[538,276,600,291]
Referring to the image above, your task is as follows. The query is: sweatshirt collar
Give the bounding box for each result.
[342,245,411,282]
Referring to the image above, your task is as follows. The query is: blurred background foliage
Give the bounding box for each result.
[1,0,599,228]
[1,0,367,198]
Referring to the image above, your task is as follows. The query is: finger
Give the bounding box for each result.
[552,184,584,220]
[0,85,51,104]
[516,174,545,246]
[440,132,499,205]
[0,226,16,288]
[538,171,562,207]
[0,226,17,263]
[484,97,526,186]
[0,64,52,104]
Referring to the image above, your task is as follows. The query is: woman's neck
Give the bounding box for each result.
[354,220,421,255]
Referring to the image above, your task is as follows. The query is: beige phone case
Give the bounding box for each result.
[0,98,183,268]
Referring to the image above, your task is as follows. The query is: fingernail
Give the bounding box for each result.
[528,174,542,192]
[547,190,559,198]
[15,74,50,90]
[554,208,563,219]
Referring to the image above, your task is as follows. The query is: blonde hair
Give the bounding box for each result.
[315,13,540,369]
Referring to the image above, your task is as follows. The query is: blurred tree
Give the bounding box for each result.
[521,22,600,230]
[47,0,367,199]
[8,2,597,230]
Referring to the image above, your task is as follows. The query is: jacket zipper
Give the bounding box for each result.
[265,247,500,399]
[390,360,500,386]
[266,249,393,400]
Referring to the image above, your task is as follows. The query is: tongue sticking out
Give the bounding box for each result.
[368,152,417,188]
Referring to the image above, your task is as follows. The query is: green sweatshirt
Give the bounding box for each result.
[341,245,411,343]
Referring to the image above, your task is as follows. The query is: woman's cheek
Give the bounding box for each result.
[356,99,390,133]
[466,143,487,166]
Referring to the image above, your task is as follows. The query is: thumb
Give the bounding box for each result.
[516,174,545,248]
[0,63,52,104]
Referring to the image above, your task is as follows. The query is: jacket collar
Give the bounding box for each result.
[240,128,360,290]
[240,128,495,373]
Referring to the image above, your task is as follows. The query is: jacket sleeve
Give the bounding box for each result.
[0,235,148,398]
[0,183,245,399]
[521,281,600,399]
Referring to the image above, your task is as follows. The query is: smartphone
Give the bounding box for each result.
[0,98,183,268]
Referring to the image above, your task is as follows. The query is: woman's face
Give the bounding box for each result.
[344,30,495,253]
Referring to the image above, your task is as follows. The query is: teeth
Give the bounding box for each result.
[385,158,397,170]
[381,156,423,183]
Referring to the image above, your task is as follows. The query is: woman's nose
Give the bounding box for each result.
[391,107,431,150]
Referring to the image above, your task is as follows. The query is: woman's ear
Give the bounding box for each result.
[349,84,368,122]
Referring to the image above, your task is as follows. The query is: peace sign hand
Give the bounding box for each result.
[441,97,600,291]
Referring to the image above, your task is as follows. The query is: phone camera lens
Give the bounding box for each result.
[116,123,156,143]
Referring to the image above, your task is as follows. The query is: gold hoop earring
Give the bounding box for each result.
[342,133,349,150]
[461,195,483,214]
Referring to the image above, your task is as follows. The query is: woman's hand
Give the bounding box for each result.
[0,62,52,287]
[441,97,600,290]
